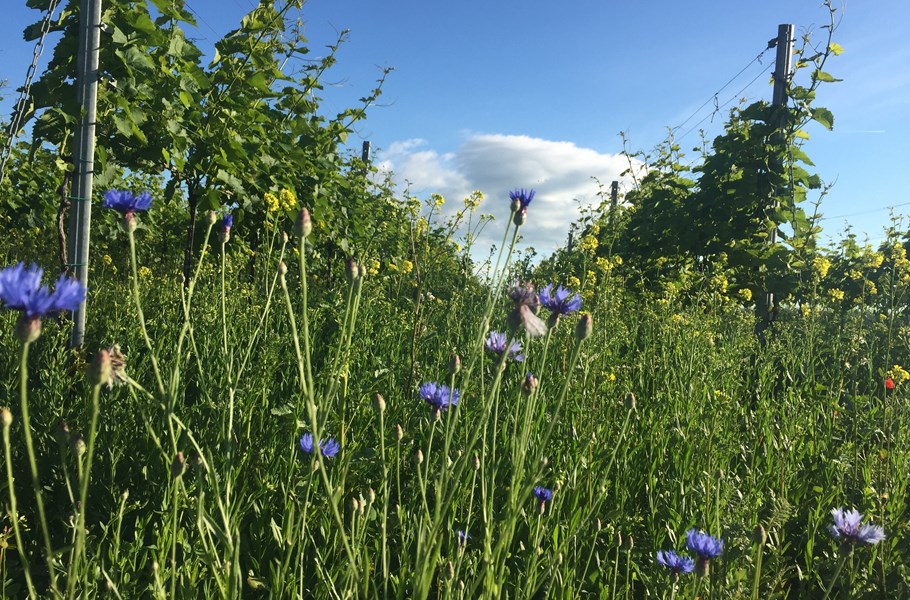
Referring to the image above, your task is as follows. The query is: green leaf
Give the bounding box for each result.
[828,42,844,56]
[813,70,842,83]
[811,107,834,130]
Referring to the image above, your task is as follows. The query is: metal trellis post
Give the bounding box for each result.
[68,0,103,347]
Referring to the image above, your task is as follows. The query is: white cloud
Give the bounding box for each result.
[376,133,637,258]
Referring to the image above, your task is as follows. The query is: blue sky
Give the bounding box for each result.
[2,1,908,256]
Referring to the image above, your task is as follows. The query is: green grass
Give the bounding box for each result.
[1,209,908,599]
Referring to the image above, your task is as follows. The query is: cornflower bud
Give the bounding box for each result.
[416,449,424,465]
[207,210,217,226]
[345,258,360,284]
[278,261,288,276]
[294,208,312,238]
[575,313,593,342]
[373,393,386,413]
[89,348,112,388]
[448,354,461,375]
[171,452,186,479]
[754,524,767,545]
[0,408,12,428]
[71,432,86,459]
[395,424,403,441]
[624,392,637,411]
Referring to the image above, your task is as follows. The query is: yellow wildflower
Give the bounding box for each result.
[586,271,597,286]
[595,257,613,273]
[102,254,113,266]
[612,255,623,266]
[138,266,152,279]
[848,269,863,281]
[738,288,752,302]
[864,252,884,269]
[464,190,484,211]
[579,234,599,256]
[279,189,297,212]
[812,257,831,279]
[368,258,380,276]
[864,280,878,295]
[388,263,399,272]
[264,192,279,213]
[828,288,845,301]
[710,274,728,294]
[886,364,910,385]
[401,260,414,274]
[567,275,581,290]
[589,224,601,236]
[607,372,616,382]
[431,193,445,209]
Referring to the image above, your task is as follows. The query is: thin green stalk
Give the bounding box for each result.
[2,408,37,599]
[17,341,60,598]
[69,382,102,597]
[127,230,166,398]
[822,550,850,600]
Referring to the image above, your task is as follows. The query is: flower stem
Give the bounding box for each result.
[18,341,60,598]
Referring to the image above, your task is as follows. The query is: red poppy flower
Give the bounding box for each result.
[885,377,895,391]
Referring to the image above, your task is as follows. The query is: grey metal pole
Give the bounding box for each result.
[610,180,618,211]
[68,0,103,347]
[762,23,794,321]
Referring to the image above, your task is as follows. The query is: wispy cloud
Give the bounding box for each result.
[377,134,637,257]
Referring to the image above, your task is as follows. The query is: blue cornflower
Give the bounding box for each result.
[0,263,86,340]
[419,382,460,412]
[299,433,340,459]
[509,188,535,226]
[533,486,553,506]
[102,190,153,215]
[539,284,582,320]
[0,263,85,342]
[686,529,723,576]
[220,214,234,243]
[456,530,470,547]
[686,529,723,558]
[485,331,525,362]
[509,188,535,211]
[656,550,695,576]
[829,508,886,546]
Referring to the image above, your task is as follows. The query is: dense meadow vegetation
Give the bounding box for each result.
[1,1,908,598]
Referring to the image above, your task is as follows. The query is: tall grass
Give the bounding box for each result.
[0,200,908,598]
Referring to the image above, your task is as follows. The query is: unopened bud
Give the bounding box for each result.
[754,524,767,545]
[207,210,217,226]
[395,424,403,441]
[446,561,455,580]
[368,488,376,503]
[56,421,71,445]
[278,261,288,276]
[513,209,527,227]
[71,432,86,459]
[120,212,138,233]
[416,449,424,465]
[448,354,461,375]
[596,518,602,531]
[15,315,42,343]
[281,231,289,244]
[89,349,112,387]
[171,452,186,478]
[575,313,593,342]
[473,455,480,471]
[0,408,12,428]
[345,258,360,283]
[373,393,386,413]
[121,489,130,501]
[522,373,539,396]
[294,208,313,238]
[627,535,634,550]
[624,392,636,411]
